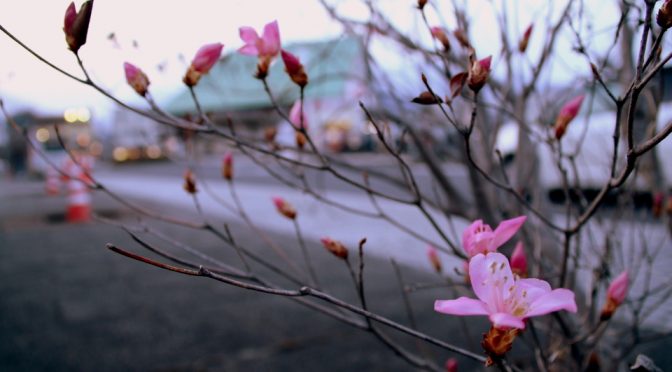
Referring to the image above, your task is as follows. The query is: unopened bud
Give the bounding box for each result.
[445,358,458,372]
[467,56,492,93]
[449,72,467,100]
[412,91,443,105]
[63,0,94,53]
[453,29,470,49]
[281,50,308,87]
[430,27,451,52]
[652,192,664,218]
[295,132,306,150]
[183,43,224,87]
[417,0,428,10]
[272,196,296,219]
[123,62,150,97]
[427,245,442,273]
[518,24,533,53]
[255,57,272,80]
[264,126,278,143]
[183,170,197,194]
[320,237,349,260]
[222,152,233,181]
[600,271,628,320]
[657,0,672,29]
[510,241,527,278]
[554,95,584,140]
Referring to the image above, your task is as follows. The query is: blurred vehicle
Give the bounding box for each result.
[496,92,672,200]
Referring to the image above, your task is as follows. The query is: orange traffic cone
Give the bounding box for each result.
[63,156,93,223]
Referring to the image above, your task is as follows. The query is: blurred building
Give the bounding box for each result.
[165,36,373,153]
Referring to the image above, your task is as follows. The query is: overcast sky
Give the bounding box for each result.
[0,0,644,121]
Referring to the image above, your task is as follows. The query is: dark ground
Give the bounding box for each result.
[0,178,485,372]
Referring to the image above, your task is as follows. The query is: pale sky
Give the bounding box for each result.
[0,0,642,122]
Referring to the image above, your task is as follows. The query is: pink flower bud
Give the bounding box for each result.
[272,196,296,219]
[518,24,533,53]
[430,26,451,51]
[183,43,224,87]
[510,241,527,278]
[281,49,308,87]
[320,237,349,260]
[467,56,492,93]
[445,358,458,372]
[123,62,150,97]
[222,152,233,181]
[554,95,584,140]
[427,245,442,273]
[289,100,307,130]
[63,0,94,53]
[601,270,628,320]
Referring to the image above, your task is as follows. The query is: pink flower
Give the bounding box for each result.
[445,358,458,372]
[123,62,150,97]
[238,20,281,58]
[600,270,628,320]
[462,216,526,257]
[289,100,308,129]
[510,241,527,278]
[427,245,442,274]
[183,42,224,87]
[554,95,584,140]
[435,252,576,329]
[191,43,224,74]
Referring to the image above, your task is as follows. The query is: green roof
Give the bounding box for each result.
[167,36,365,114]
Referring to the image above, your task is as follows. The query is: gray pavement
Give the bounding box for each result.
[0,177,483,371]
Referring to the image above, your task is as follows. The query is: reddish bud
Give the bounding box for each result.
[445,358,458,372]
[453,29,470,49]
[652,192,664,218]
[63,0,94,53]
[427,245,442,274]
[518,24,533,53]
[412,91,443,105]
[222,152,233,181]
[417,0,428,10]
[320,237,349,260]
[430,27,451,52]
[281,49,308,87]
[264,126,278,143]
[272,196,296,219]
[123,62,150,97]
[554,95,584,140]
[510,241,527,278]
[657,0,672,29]
[600,271,628,320]
[183,170,197,194]
[183,43,224,87]
[467,56,492,93]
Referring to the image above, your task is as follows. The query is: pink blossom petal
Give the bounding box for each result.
[289,100,307,129]
[239,26,259,44]
[490,312,525,329]
[261,20,281,56]
[462,219,486,254]
[526,288,577,317]
[559,95,585,119]
[491,215,527,250]
[237,45,260,56]
[434,297,489,316]
[64,2,77,32]
[191,43,223,73]
[510,241,527,275]
[469,252,514,309]
[515,278,551,304]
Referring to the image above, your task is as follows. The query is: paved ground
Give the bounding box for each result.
[0,177,485,371]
